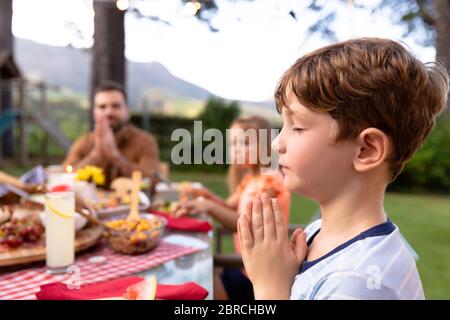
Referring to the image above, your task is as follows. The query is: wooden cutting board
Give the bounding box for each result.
[0,224,103,267]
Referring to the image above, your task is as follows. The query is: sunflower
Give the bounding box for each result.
[75,165,105,186]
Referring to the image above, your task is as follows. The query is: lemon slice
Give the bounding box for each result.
[46,201,73,219]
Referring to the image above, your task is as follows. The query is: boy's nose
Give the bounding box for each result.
[272,129,287,154]
[271,134,282,153]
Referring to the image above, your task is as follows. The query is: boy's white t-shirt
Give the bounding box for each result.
[290,219,425,300]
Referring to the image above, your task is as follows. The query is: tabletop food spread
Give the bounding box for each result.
[0,166,213,300]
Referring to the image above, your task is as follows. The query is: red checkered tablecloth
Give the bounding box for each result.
[0,240,199,300]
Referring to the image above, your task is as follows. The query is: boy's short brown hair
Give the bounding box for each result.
[275,37,449,181]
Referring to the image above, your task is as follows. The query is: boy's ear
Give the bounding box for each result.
[353,128,390,174]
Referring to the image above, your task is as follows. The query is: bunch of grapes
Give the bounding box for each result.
[0,218,45,248]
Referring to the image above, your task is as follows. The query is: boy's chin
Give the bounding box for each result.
[282,174,313,197]
[281,174,302,192]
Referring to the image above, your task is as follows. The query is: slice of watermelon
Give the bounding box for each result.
[123,276,157,300]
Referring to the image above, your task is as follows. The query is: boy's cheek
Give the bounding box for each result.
[285,142,306,168]
[282,153,320,192]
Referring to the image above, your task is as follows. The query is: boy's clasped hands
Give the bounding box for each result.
[238,193,307,300]
[173,188,308,300]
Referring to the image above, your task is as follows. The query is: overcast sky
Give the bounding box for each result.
[11,0,436,102]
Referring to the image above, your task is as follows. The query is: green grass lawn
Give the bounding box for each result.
[3,166,449,299]
[171,169,450,299]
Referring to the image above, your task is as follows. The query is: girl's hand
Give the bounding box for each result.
[238,193,307,300]
[172,197,212,217]
[179,186,213,202]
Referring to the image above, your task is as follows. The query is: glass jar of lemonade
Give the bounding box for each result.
[45,192,75,273]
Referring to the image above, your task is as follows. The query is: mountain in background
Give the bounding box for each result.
[14,37,278,120]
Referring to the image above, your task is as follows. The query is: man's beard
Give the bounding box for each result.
[110,119,129,133]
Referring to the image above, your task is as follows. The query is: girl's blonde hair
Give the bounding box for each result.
[227,116,273,194]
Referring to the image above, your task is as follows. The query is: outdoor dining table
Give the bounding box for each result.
[139,227,213,299]
[0,213,214,300]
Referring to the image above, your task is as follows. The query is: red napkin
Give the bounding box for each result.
[156,282,208,300]
[35,276,209,300]
[151,210,212,233]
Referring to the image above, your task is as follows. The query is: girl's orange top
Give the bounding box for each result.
[233,172,291,255]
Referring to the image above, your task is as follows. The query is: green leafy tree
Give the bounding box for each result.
[199,97,240,133]
[391,115,450,192]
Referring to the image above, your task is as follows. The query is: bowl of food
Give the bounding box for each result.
[104,213,167,255]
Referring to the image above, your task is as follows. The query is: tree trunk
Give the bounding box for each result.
[434,0,450,111]
[90,1,126,126]
[0,0,14,156]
